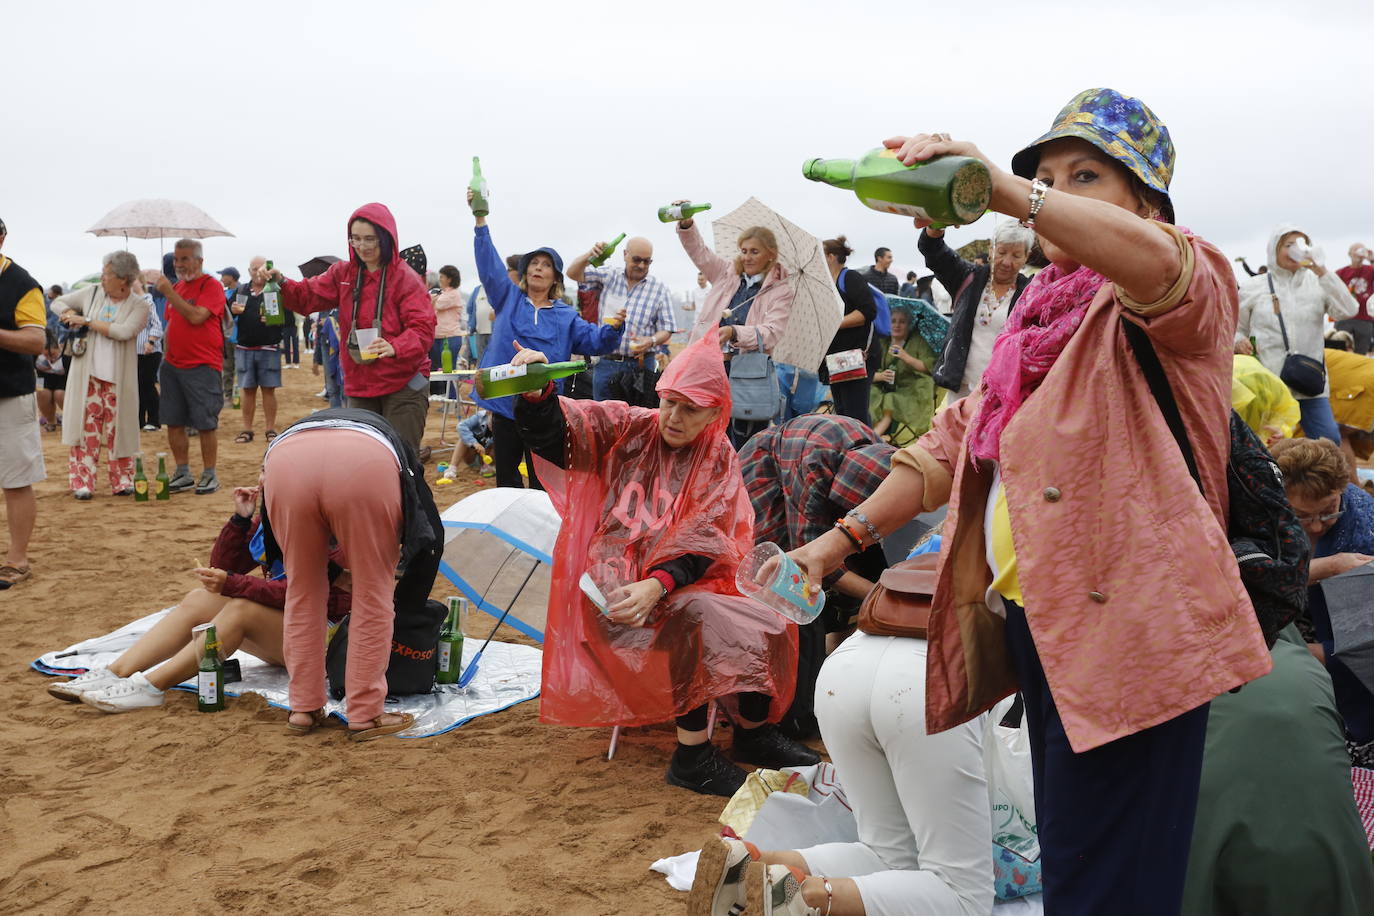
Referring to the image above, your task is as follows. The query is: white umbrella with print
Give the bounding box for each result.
[87,198,234,246]
[709,197,843,373]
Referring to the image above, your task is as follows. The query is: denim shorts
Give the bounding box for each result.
[236,347,282,390]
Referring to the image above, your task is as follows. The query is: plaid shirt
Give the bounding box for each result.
[740,415,895,550]
[582,266,677,357]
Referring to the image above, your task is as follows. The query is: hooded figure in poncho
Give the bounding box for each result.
[513,334,818,795]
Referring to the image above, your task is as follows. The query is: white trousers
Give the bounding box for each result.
[801,632,993,916]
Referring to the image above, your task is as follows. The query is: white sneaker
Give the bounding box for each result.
[688,837,756,916]
[81,672,165,713]
[48,666,123,702]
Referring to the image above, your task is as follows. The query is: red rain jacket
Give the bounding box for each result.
[281,202,436,399]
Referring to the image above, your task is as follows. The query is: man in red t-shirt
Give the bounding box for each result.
[1335,243,1374,354]
[152,239,226,494]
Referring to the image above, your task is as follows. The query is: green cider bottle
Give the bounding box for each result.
[658,202,711,223]
[588,233,626,268]
[436,596,466,685]
[802,149,991,227]
[469,157,490,217]
[154,452,171,501]
[262,260,285,327]
[197,624,226,712]
[133,455,149,502]
[441,338,454,373]
[475,360,587,399]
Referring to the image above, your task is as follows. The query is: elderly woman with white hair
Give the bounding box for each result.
[52,251,149,499]
[919,220,1035,399]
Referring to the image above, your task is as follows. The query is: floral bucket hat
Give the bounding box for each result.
[1011,88,1175,223]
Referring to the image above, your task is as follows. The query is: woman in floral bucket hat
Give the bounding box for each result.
[788,88,1271,914]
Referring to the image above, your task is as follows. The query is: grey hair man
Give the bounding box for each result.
[152,238,228,494]
[567,235,677,401]
[0,217,47,588]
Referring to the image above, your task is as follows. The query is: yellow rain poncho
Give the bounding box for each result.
[1232,355,1298,441]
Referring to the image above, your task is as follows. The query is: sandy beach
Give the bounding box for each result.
[0,365,773,914]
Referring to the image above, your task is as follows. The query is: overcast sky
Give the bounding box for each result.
[5,0,1372,298]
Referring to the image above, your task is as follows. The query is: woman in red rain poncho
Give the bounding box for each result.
[512,335,817,796]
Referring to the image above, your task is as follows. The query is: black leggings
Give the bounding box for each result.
[829,377,871,426]
[491,411,542,490]
[138,352,162,428]
[676,692,771,731]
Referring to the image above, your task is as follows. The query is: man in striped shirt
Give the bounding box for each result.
[568,236,677,401]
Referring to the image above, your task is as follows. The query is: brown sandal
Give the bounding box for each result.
[348,712,416,742]
[284,708,328,736]
[234,430,254,444]
[0,565,32,589]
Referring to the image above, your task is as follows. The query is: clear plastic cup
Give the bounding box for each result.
[1287,240,1314,265]
[736,542,824,624]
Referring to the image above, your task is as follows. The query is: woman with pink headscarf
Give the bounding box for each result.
[510,335,816,796]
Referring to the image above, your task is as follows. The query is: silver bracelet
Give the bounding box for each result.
[1020,179,1049,230]
[846,509,882,546]
[821,879,834,916]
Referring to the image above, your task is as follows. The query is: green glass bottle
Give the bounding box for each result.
[197,624,226,712]
[589,233,626,268]
[436,596,466,685]
[441,338,454,373]
[802,149,991,227]
[154,452,171,501]
[469,157,490,217]
[232,388,241,410]
[658,202,711,223]
[133,455,149,502]
[262,260,285,327]
[475,360,587,399]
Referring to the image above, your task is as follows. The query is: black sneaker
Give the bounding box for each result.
[732,723,821,769]
[778,713,820,742]
[666,744,747,797]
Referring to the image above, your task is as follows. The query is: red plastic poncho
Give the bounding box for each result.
[537,336,798,728]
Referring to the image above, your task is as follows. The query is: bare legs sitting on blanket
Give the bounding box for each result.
[47,587,286,712]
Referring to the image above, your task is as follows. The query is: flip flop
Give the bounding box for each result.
[284,708,328,736]
[0,565,32,589]
[347,712,416,742]
[234,430,254,444]
[265,429,278,441]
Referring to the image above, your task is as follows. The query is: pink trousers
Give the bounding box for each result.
[264,429,401,723]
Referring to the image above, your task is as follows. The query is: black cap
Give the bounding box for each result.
[0,217,7,235]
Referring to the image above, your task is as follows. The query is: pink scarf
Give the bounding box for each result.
[967,262,1111,462]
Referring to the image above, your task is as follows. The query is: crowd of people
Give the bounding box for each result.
[7,83,1374,915]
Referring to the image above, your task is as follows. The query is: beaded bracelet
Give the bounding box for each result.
[1020,179,1049,230]
[846,509,882,546]
[833,518,864,550]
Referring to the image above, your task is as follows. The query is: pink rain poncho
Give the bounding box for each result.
[537,336,798,727]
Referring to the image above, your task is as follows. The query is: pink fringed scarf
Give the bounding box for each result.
[967,262,1111,462]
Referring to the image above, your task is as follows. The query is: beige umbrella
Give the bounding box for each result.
[709,196,843,372]
[86,199,234,242]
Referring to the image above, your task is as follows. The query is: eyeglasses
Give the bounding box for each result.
[629,256,652,266]
[349,236,379,248]
[1296,510,1344,526]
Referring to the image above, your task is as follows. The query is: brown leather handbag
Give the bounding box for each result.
[857,552,939,638]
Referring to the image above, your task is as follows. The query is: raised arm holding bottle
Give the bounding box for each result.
[467,185,624,488]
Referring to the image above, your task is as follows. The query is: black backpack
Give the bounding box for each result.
[326,597,447,700]
[1123,319,1309,648]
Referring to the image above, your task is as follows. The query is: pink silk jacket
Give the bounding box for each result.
[903,226,1274,752]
